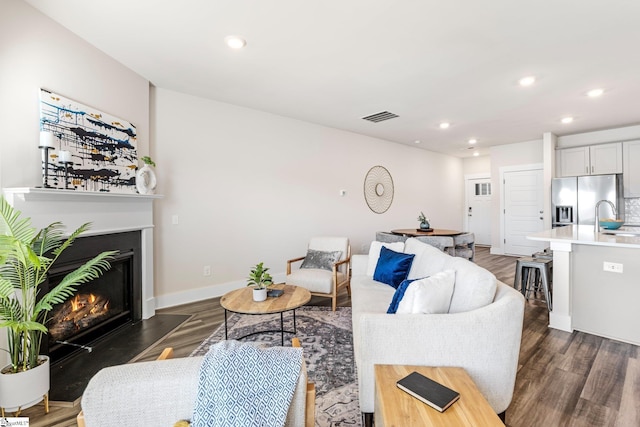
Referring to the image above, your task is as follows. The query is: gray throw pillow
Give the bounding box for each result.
[300,249,342,271]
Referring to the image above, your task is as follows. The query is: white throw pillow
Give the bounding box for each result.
[366,241,405,276]
[403,238,451,280]
[444,257,497,313]
[396,270,455,314]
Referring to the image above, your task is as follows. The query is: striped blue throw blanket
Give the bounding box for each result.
[192,340,303,427]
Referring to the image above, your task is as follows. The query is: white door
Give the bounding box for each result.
[466,178,492,246]
[504,169,546,255]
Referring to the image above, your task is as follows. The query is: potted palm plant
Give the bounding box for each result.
[0,196,116,413]
[247,262,273,302]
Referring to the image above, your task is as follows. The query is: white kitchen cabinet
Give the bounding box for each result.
[557,142,622,177]
[558,146,590,177]
[623,140,640,197]
[590,143,623,175]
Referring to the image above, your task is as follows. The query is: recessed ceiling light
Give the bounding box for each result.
[224,35,246,49]
[468,138,477,145]
[473,152,480,157]
[519,76,536,87]
[561,117,574,124]
[587,88,604,97]
[414,140,421,144]
[439,122,450,129]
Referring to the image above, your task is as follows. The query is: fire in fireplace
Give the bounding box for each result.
[49,292,112,343]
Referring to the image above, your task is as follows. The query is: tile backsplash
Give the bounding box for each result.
[624,198,640,225]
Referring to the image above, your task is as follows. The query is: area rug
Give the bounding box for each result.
[190,306,361,427]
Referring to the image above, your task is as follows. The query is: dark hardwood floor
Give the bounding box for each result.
[23,247,639,426]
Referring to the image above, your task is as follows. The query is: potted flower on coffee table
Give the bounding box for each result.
[247,262,273,302]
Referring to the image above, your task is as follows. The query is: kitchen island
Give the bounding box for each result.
[528,225,640,346]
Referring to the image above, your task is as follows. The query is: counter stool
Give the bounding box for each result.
[513,256,552,311]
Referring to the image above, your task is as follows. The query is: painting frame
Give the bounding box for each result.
[39,88,138,193]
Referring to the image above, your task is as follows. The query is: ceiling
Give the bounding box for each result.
[24,0,640,158]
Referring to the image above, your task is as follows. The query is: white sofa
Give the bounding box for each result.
[351,238,525,418]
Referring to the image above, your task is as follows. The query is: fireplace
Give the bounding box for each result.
[2,187,158,370]
[44,231,142,361]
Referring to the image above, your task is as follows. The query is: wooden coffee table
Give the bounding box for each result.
[374,365,503,426]
[220,284,311,345]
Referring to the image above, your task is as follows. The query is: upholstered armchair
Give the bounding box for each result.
[77,339,315,427]
[285,237,351,311]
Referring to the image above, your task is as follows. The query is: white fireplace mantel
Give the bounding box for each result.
[2,187,162,319]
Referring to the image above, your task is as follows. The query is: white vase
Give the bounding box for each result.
[136,164,157,195]
[253,288,267,302]
[0,356,50,413]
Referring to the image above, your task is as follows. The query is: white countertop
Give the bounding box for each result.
[528,225,640,249]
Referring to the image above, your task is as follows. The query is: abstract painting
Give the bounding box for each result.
[39,88,138,193]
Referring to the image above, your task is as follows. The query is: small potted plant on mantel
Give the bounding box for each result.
[0,196,116,414]
[247,262,273,302]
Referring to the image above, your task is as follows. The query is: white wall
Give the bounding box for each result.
[0,0,150,189]
[462,155,490,176]
[0,0,150,368]
[152,88,464,306]
[489,139,543,251]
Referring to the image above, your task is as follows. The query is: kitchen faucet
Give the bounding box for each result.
[594,199,617,232]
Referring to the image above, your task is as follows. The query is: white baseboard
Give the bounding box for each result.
[154,272,287,310]
[142,297,156,319]
[490,246,504,255]
[549,313,573,332]
[154,280,243,310]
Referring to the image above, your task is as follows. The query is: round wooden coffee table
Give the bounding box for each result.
[220,284,311,345]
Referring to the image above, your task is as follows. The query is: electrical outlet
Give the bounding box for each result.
[172,215,179,225]
[203,265,211,276]
[603,261,623,273]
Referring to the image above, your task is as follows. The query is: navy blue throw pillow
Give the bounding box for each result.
[387,278,420,313]
[373,246,415,289]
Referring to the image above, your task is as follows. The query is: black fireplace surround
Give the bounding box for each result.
[43,231,142,362]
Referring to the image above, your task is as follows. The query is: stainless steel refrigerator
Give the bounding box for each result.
[551,175,623,227]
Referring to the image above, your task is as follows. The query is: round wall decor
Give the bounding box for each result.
[363,165,394,214]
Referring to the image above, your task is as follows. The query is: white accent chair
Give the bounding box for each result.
[286,237,351,311]
[77,340,315,427]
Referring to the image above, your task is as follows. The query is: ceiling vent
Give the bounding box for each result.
[362,111,399,123]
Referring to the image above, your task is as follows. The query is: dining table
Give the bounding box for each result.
[390,228,464,237]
